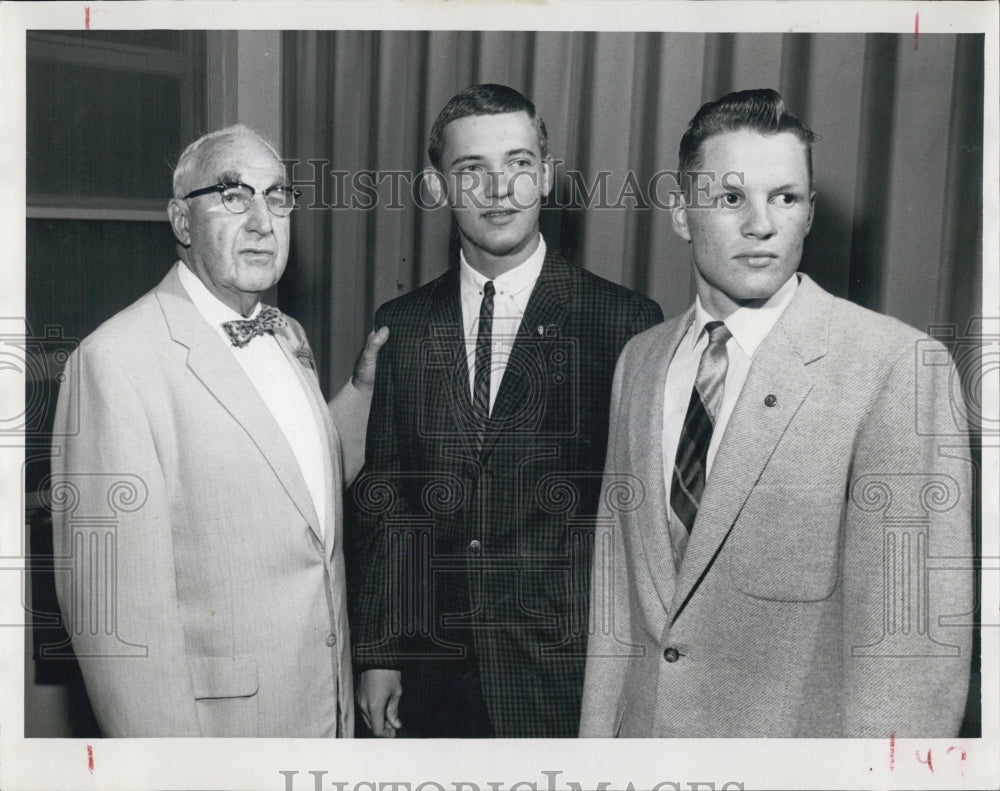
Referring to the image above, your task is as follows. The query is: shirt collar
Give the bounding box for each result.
[176,260,262,339]
[459,235,547,298]
[691,274,799,358]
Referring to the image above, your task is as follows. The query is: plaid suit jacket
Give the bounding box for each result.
[351,249,662,737]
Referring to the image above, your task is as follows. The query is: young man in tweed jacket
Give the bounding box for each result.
[352,84,662,737]
[580,89,973,738]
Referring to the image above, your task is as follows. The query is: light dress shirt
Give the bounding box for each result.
[177,261,328,538]
[459,236,546,415]
[662,274,799,510]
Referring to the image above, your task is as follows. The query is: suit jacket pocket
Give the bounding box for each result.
[190,655,259,736]
[726,484,844,602]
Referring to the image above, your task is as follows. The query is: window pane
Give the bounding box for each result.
[53,31,188,50]
[27,59,183,199]
[27,219,177,344]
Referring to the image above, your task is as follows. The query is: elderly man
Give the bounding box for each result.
[352,84,662,738]
[580,89,973,737]
[51,125,386,737]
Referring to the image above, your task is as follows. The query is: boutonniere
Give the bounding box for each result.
[294,344,316,372]
[274,320,317,372]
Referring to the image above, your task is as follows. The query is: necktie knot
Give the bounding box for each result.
[221,304,287,348]
[482,280,496,301]
[705,320,731,347]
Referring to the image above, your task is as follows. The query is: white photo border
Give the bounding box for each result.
[1,2,997,790]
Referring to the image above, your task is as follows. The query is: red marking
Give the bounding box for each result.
[916,748,935,773]
[914,12,919,51]
[946,746,967,778]
[86,744,94,773]
[84,7,90,30]
[889,732,895,771]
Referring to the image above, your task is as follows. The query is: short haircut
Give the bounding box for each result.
[172,124,282,198]
[427,83,548,170]
[678,88,817,194]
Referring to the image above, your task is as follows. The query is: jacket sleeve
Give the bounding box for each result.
[841,339,974,736]
[579,340,636,736]
[329,378,372,488]
[51,342,201,736]
[349,304,404,673]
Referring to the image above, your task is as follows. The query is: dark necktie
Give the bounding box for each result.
[472,281,495,442]
[668,320,732,563]
[221,305,287,348]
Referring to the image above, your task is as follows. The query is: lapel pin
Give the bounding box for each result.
[764,394,778,407]
[537,325,544,336]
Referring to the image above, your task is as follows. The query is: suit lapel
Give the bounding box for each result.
[425,268,480,459]
[480,251,571,460]
[670,276,832,618]
[154,268,323,544]
[631,309,694,613]
[272,319,340,558]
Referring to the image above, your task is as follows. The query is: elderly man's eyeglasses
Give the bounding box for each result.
[183,182,302,217]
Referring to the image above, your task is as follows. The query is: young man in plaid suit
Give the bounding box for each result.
[352,84,662,737]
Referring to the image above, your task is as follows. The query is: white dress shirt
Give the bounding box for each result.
[177,261,328,538]
[459,236,546,414]
[662,274,799,507]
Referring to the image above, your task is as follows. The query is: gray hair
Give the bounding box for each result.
[171,125,282,198]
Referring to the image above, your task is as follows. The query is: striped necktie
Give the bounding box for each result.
[472,281,495,446]
[668,320,732,565]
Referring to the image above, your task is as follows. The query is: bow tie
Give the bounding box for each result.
[221,305,287,348]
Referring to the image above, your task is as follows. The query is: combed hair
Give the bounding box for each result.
[172,125,281,197]
[427,83,548,170]
[678,88,817,193]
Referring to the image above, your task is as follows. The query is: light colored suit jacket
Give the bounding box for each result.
[51,265,368,737]
[580,274,973,737]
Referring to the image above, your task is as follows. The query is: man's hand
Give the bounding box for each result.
[357,668,403,737]
[329,326,388,486]
[351,326,389,391]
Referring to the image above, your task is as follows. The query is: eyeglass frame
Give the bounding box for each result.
[182,181,302,217]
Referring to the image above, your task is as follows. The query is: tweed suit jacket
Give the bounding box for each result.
[579,274,974,737]
[51,264,367,737]
[351,249,662,737]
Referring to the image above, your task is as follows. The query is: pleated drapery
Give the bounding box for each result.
[280,32,983,401]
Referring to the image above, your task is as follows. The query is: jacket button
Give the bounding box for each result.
[662,647,680,663]
[325,633,337,647]
[764,394,778,407]
[468,539,481,555]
